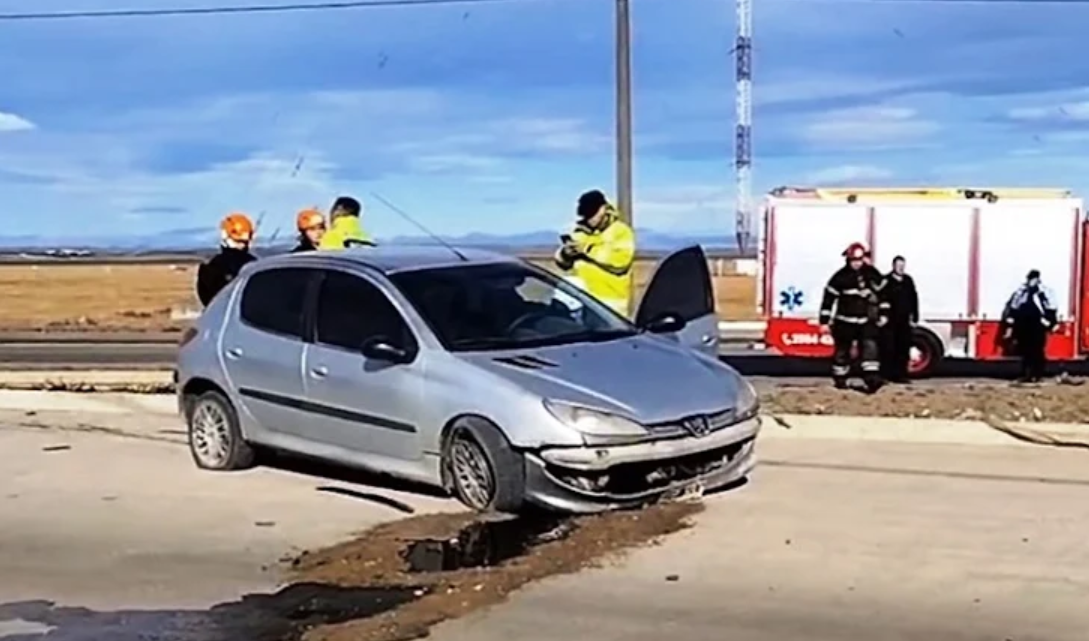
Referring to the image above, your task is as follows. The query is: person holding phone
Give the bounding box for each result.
[553,189,636,316]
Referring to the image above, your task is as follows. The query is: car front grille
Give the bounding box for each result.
[648,407,739,439]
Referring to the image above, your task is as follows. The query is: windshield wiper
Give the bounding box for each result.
[555,328,637,344]
[449,337,521,351]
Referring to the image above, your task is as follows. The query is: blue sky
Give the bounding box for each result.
[2,0,1089,242]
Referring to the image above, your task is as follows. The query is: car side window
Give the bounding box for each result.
[315,270,413,351]
[239,268,312,339]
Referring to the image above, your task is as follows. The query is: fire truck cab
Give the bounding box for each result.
[758,186,1088,377]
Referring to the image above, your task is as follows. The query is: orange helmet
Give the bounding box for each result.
[220,212,254,243]
[296,207,325,231]
[842,242,867,260]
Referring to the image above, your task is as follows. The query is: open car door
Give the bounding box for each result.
[634,245,718,358]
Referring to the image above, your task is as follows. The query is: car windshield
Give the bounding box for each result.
[390,262,638,352]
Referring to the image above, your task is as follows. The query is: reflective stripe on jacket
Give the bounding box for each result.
[555,215,635,317]
[318,216,370,250]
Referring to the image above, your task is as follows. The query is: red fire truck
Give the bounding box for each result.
[758,186,1087,377]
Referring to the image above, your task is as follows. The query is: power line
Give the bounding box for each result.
[0,0,537,22]
[1,0,1085,21]
[784,0,1089,3]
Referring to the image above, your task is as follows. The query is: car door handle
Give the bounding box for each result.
[309,366,328,379]
[225,347,243,359]
[700,334,717,345]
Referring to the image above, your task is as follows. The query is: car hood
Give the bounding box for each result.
[456,335,741,424]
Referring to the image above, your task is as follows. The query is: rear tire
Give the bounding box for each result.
[443,417,525,513]
[185,390,256,471]
[908,328,943,379]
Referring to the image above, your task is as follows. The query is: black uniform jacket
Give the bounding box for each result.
[195,248,257,307]
[883,273,919,324]
[819,265,888,325]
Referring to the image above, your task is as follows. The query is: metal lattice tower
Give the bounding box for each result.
[734,0,753,254]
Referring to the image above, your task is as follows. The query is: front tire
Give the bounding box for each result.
[444,417,525,513]
[186,390,255,471]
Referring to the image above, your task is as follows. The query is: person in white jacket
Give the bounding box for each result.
[1001,269,1057,382]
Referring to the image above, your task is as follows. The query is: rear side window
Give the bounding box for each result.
[239,268,313,339]
[315,270,413,350]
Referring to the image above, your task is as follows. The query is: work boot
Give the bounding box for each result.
[863,375,883,394]
[833,378,847,390]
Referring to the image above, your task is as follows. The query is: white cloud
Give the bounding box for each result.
[801,105,939,148]
[758,74,927,107]
[0,111,34,132]
[634,184,732,231]
[492,117,610,154]
[407,153,505,173]
[803,164,894,184]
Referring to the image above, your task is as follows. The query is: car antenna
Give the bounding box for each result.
[369,191,469,262]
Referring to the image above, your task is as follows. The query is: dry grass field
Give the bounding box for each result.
[0,258,758,333]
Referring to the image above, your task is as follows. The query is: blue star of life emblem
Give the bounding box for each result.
[779,287,804,311]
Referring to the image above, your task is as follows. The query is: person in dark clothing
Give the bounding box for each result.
[195,212,257,307]
[880,255,920,383]
[291,207,326,253]
[1001,269,1057,382]
[819,242,887,392]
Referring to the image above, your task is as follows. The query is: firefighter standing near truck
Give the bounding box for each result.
[1001,269,1058,382]
[819,242,888,392]
[880,255,920,383]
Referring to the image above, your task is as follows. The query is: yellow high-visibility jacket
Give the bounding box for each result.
[554,215,636,316]
[319,215,371,250]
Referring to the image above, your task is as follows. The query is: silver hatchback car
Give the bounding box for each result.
[175,244,760,513]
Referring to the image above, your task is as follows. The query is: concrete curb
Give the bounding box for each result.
[0,390,177,414]
[762,413,1089,448]
[0,389,1086,450]
[0,370,172,387]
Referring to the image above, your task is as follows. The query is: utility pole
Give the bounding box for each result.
[615,0,633,227]
[735,0,753,254]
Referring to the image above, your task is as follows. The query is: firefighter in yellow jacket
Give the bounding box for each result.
[554,190,636,316]
[319,195,373,249]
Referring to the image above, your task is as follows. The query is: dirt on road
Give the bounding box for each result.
[288,502,702,641]
[763,378,1089,423]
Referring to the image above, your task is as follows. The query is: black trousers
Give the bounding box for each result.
[831,322,881,388]
[1014,322,1048,381]
[880,320,913,381]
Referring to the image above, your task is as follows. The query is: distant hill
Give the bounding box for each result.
[0,228,740,255]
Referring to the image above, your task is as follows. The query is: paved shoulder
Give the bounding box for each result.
[0,422,450,609]
[432,439,1089,641]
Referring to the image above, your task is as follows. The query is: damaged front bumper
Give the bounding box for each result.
[523,415,761,513]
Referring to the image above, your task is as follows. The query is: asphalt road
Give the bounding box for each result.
[3,412,1088,640]
[434,438,1089,641]
[3,340,1088,381]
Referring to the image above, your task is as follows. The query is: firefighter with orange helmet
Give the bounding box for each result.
[818,241,888,391]
[195,212,258,307]
[292,207,326,253]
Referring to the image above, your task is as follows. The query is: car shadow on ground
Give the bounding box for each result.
[255,449,449,514]
[0,582,421,641]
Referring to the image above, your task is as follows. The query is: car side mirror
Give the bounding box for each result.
[361,337,412,364]
[641,312,686,334]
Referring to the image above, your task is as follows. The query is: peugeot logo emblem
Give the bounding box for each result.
[684,415,711,437]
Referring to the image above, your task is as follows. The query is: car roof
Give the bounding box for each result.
[250,244,522,275]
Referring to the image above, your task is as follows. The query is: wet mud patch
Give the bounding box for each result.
[0,582,420,641]
[290,501,703,641]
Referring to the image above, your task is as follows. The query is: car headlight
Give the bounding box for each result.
[542,399,647,437]
[734,375,760,421]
